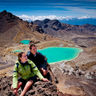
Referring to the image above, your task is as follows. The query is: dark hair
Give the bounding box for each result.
[29,44,36,50]
[18,52,24,61]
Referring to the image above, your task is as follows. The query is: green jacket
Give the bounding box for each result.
[12,59,44,88]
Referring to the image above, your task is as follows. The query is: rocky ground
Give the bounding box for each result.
[50,63,96,96]
[0,76,58,96]
[0,76,78,96]
[0,73,96,96]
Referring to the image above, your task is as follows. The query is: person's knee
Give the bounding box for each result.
[18,82,22,86]
[27,80,33,86]
[40,68,48,76]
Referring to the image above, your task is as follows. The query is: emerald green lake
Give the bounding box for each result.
[38,47,82,63]
[20,40,30,44]
[12,50,22,53]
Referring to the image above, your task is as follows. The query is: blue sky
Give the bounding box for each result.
[0,0,96,21]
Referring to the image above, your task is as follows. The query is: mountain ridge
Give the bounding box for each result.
[33,19,96,47]
[0,10,54,47]
[0,10,96,47]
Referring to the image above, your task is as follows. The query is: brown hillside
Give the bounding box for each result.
[0,10,54,47]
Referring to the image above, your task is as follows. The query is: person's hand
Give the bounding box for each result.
[13,89,18,95]
[42,78,49,82]
[11,86,18,95]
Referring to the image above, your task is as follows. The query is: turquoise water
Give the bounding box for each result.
[20,40,30,44]
[38,47,82,63]
[12,50,22,53]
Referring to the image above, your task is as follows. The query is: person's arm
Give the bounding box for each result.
[12,63,18,89]
[38,52,48,67]
[32,63,48,82]
[29,59,48,82]
[28,59,44,80]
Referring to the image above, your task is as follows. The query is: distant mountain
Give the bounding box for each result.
[33,19,96,47]
[33,19,96,36]
[59,18,96,25]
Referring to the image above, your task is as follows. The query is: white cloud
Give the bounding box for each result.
[65,6,96,15]
[78,16,91,19]
[53,6,96,17]
[18,15,73,21]
[18,14,96,21]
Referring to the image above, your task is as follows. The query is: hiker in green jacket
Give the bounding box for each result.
[11,52,48,96]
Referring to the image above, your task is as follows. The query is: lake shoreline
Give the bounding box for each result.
[38,47,83,64]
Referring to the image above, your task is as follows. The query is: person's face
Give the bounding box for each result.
[30,46,37,55]
[20,53,27,63]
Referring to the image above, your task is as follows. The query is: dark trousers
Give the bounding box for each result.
[18,76,37,90]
